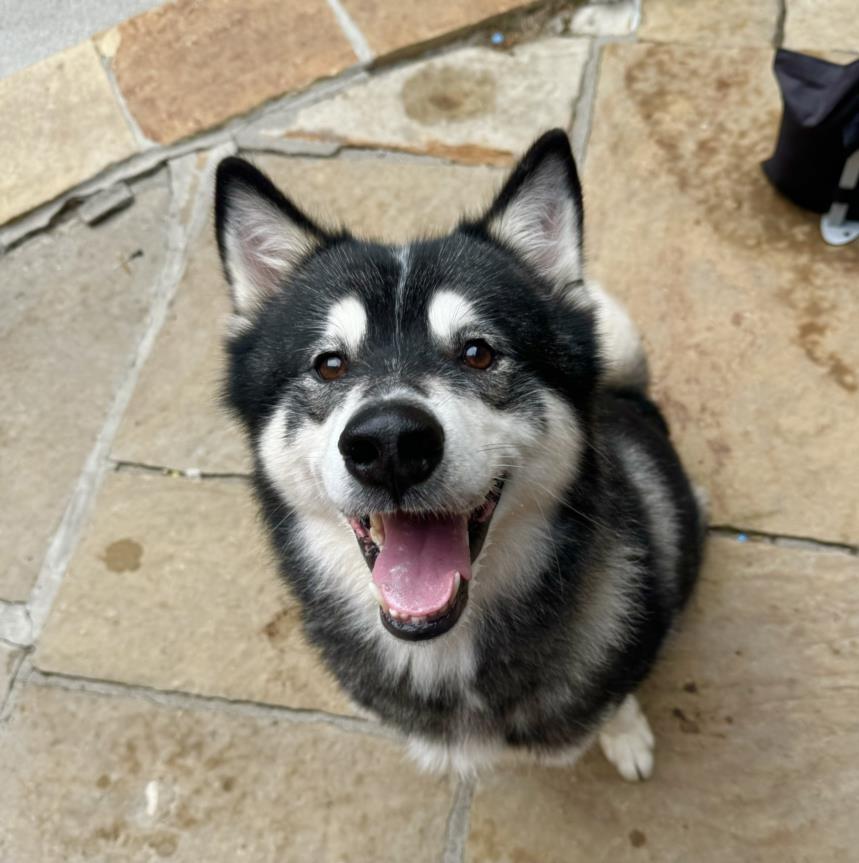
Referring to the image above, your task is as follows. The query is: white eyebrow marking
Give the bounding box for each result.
[324,295,367,355]
[428,289,478,346]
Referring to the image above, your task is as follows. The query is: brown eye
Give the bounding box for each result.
[461,339,496,370]
[315,352,348,381]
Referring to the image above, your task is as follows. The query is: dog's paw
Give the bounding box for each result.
[598,695,655,782]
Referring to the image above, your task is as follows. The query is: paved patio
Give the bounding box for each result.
[1,1,858,860]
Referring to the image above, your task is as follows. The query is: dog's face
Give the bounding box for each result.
[216,131,600,643]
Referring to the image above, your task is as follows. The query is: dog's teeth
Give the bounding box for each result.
[452,571,461,596]
[389,608,401,620]
[369,513,385,548]
[411,615,426,625]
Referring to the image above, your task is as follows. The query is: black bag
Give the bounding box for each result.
[762,49,859,245]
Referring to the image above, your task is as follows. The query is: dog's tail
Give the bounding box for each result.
[587,282,650,393]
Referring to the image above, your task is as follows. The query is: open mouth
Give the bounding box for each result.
[348,480,503,641]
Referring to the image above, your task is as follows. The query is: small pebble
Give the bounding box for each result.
[490,31,505,45]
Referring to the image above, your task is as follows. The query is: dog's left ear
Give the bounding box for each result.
[470,129,584,292]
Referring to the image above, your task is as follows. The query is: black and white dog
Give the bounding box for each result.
[214,130,705,780]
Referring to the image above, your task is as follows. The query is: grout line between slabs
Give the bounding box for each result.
[708,524,857,556]
[326,0,374,64]
[570,36,604,167]
[773,0,787,48]
[442,776,476,863]
[25,667,399,742]
[6,148,227,649]
[97,44,153,150]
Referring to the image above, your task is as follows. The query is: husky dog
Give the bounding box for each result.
[214,130,704,780]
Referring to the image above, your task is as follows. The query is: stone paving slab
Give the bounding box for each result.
[36,471,353,715]
[0,174,169,601]
[584,42,859,545]
[341,0,534,59]
[0,40,139,226]
[279,38,589,165]
[784,0,859,54]
[467,536,859,862]
[639,0,778,46]
[0,683,454,862]
[113,154,504,474]
[101,0,358,145]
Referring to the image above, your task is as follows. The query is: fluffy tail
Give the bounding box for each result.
[587,282,649,392]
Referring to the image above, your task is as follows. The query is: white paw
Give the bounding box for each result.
[598,695,655,782]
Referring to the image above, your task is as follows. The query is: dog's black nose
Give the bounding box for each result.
[339,401,444,500]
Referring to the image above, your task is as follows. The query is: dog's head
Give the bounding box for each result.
[215,130,601,643]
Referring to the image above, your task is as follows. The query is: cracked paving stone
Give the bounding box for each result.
[0,683,455,862]
[584,42,859,545]
[0,172,169,601]
[466,536,859,862]
[112,154,504,475]
[36,471,354,715]
[277,38,590,166]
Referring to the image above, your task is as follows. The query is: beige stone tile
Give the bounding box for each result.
[0,684,454,862]
[113,154,504,473]
[278,38,589,166]
[784,0,859,53]
[341,0,533,59]
[36,471,353,715]
[0,642,23,706]
[0,41,138,226]
[584,43,859,544]
[639,0,778,46]
[104,0,357,145]
[467,537,859,862]
[0,175,169,601]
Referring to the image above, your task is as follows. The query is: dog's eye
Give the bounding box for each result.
[461,339,496,371]
[315,352,348,381]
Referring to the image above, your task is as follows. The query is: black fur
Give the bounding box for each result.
[215,130,704,759]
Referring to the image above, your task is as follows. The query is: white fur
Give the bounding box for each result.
[488,154,582,290]
[598,694,655,781]
[427,289,479,347]
[221,187,316,317]
[257,370,587,722]
[586,282,649,391]
[324,295,368,356]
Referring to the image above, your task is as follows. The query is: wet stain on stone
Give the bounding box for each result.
[672,707,700,734]
[402,65,496,125]
[683,681,699,694]
[147,832,178,858]
[102,538,143,573]
[221,776,236,792]
[629,829,647,848]
[95,773,111,789]
[262,607,292,642]
[706,437,732,470]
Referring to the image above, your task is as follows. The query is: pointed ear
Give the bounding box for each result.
[215,157,327,320]
[474,129,584,292]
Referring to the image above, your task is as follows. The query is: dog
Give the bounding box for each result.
[214,129,705,780]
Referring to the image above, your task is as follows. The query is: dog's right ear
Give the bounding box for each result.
[215,157,327,322]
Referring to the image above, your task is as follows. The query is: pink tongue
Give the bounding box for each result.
[372,513,471,617]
